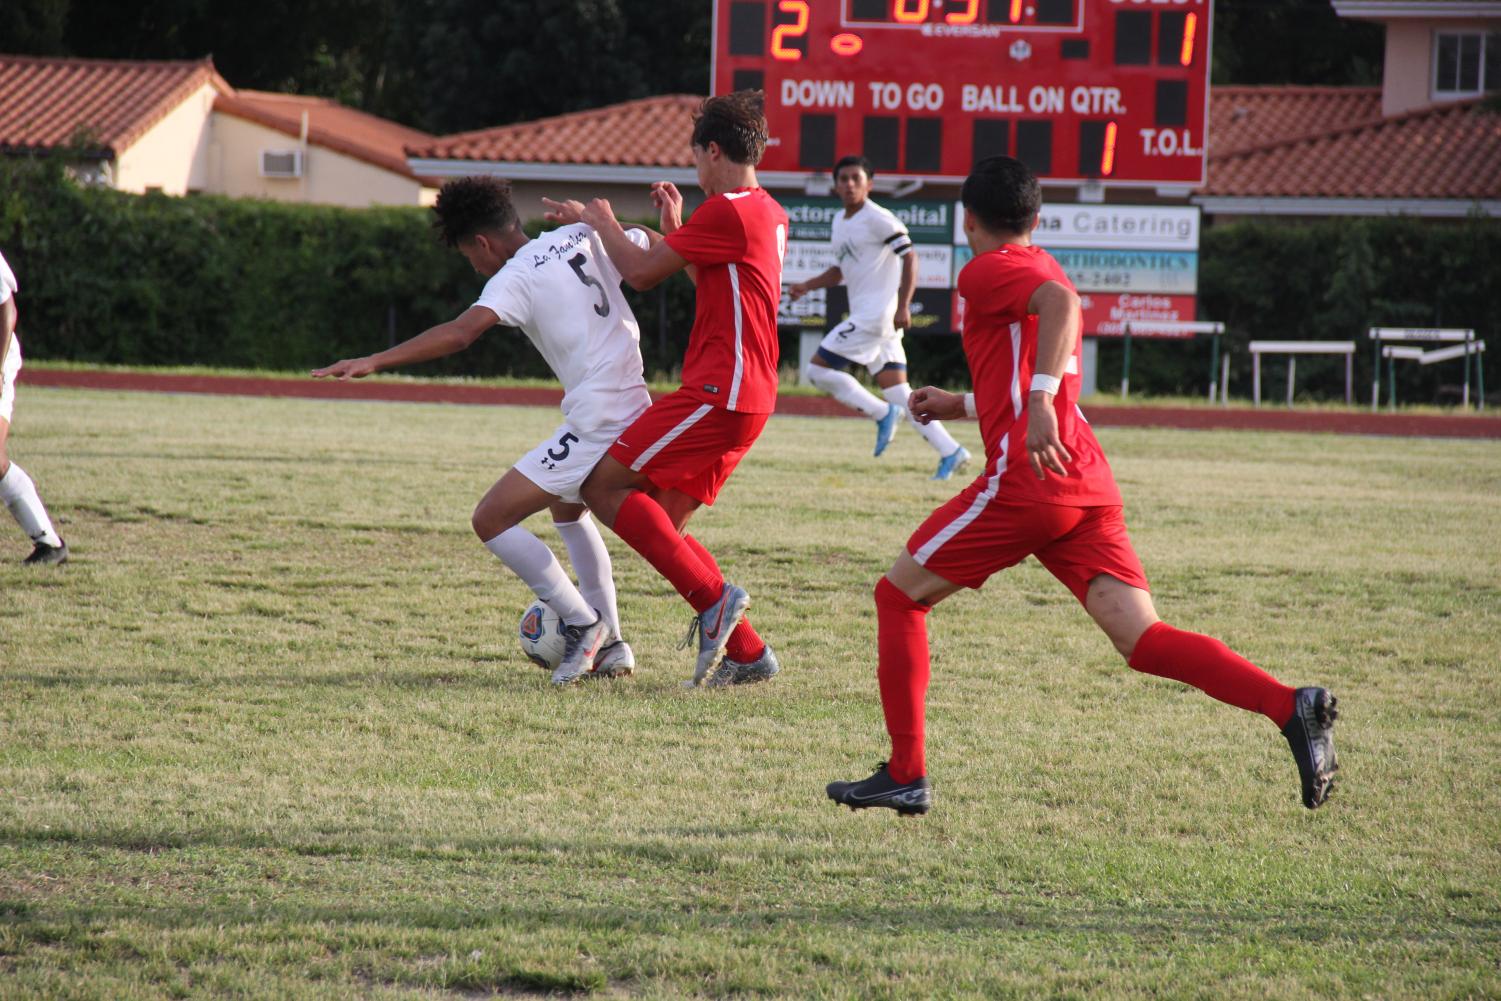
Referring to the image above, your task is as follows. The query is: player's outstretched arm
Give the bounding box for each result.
[1022,280,1080,479]
[908,386,968,424]
[311,306,497,380]
[788,266,843,301]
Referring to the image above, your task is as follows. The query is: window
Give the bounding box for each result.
[1433,31,1500,96]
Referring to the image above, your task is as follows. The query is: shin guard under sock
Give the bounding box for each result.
[875,576,932,783]
[1128,621,1296,728]
[612,492,723,611]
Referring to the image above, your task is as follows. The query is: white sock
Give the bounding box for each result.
[0,462,62,547]
[883,383,960,456]
[806,364,889,420]
[554,513,621,640]
[483,526,595,627]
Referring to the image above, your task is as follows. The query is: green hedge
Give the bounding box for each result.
[0,157,705,380]
[2,158,1497,403]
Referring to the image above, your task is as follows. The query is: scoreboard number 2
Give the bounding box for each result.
[771,0,810,61]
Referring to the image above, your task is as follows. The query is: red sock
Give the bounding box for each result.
[875,576,931,783]
[683,533,765,662]
[613,493,723,611]
[1128,622,1295,727]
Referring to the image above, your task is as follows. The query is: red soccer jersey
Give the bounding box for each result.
[664,187,788,414]
[957,243,1122,507]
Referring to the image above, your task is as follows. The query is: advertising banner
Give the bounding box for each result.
[952,204,1200,252]
[779,197,955,334]
[1050,250,1198,295]
[783,197,953,245]
[785,201,1201,338]
[1080,293,1198,336]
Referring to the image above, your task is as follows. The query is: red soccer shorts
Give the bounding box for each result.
[608,389,770,506]
[906,476,1150,603]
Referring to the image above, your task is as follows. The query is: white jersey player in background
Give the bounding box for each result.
[313,177,653,685]
[788,156,969,480]
[0,247,68,565]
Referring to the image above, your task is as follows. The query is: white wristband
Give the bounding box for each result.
[1029,374,1061,396]
[963,392,977,418]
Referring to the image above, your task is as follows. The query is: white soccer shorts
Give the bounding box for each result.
[0,336,21,424]
[818,320,907,375]
[514,410,643,504]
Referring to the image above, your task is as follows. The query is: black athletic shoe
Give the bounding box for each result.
[23,540,68,566]
[1282,687,1339,809]
[826,762,932,816]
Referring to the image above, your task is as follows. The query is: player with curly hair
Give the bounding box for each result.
[314,176,658,685]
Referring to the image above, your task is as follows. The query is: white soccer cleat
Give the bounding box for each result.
[551,615,609,686]
[707,642,781,687]
[592,638,636,678]
[682,583,751,686]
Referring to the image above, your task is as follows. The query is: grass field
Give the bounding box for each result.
[3,386,1499,1000]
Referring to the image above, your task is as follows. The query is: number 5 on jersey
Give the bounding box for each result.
[568,253,610,318]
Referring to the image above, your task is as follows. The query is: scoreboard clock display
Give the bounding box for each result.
[711,0,1211,187]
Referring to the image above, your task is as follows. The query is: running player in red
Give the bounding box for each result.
[826,157,1339,815]
[542,91,788,687]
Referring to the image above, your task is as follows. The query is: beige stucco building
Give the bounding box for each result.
[0,54,438,207]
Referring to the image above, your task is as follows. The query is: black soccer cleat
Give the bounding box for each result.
[1282,687,1339,809]
[22,540,68,566]
[826,762,932,816]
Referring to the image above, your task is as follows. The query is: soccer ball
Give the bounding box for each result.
[518,601,567,670]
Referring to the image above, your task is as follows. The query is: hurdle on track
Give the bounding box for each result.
[1368,328,1486,411]
[1119,321,1227,403]
[1249,340,1355,407]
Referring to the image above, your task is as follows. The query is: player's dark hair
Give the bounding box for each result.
[691,90,768,165]
[431,176,518,247]
[961,156,1042,236]
[833,155,873,180]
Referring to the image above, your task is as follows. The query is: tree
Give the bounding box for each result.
[399,0,645,132]
[0,0,70,54]
[1212,0,1384,86]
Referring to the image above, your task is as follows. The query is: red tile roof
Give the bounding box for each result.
[412,88,1498,203]
[214,90,435,180]
[1204,96,1501,199]
[409,95,702,166]
[1209,86,1383,156]
[0,54,228,156]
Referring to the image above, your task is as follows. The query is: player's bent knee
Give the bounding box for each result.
[472,498,525,540]
[1083,575,1159,659]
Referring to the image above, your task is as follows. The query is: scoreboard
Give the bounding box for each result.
[711,0,1211,187]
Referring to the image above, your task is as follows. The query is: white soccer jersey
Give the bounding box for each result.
[830,200,913,334]
[1,250,19,423]
[474,224,652,434]
[0,250,16,304]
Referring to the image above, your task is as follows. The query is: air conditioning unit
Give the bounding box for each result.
[259,150,303,179]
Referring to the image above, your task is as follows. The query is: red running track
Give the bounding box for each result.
[19,368,1501,439]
